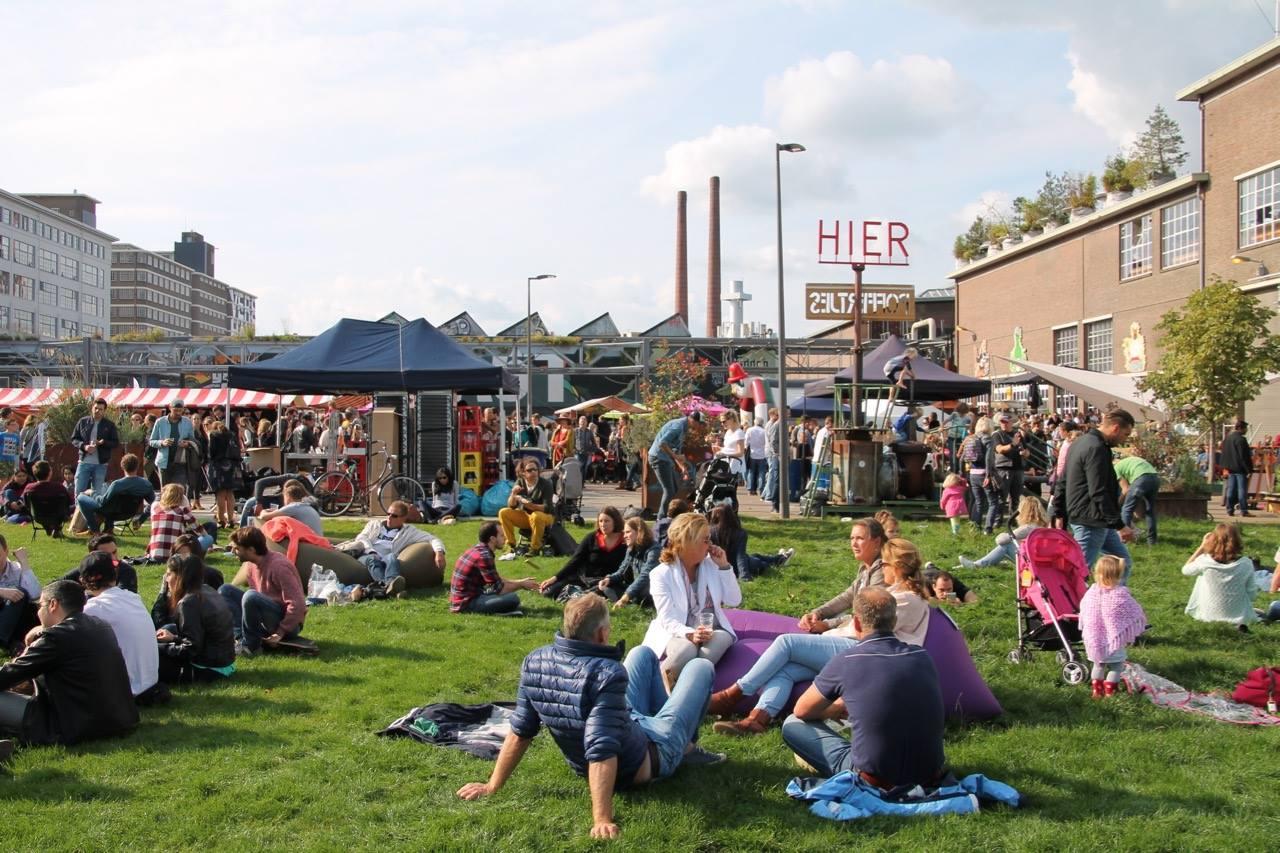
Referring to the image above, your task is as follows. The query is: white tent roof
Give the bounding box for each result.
[1003,358,1165,421]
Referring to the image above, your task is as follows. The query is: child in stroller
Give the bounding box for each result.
[692,457,739,515]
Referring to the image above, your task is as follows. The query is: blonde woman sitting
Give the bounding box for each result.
[958,495,1048,569]
[642,513,741,691]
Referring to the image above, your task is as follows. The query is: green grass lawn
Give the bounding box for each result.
[3,514,1279,851]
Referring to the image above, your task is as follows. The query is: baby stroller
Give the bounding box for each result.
[1008,527,1090,685]
[692,457,739,515]
[552,456,585,526]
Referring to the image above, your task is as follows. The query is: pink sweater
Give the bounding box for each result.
[940,483,967,518]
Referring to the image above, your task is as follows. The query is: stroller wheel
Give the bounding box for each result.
[1061,661,1088,685]
[1007,649,1026,665]
[1055,650,1072,665]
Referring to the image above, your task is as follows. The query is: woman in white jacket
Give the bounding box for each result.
[642,512,742,690]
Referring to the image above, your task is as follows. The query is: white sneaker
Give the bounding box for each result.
[958,556,977,570]
[498,551,518,561]
[777,547,796,566]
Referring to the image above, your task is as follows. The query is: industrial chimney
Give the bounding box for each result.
[707,176,721,337]
[675,190,688,325]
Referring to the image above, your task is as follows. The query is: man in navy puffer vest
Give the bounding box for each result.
[456,594,724,840]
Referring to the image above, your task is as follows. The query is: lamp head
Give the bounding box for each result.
[777,143,806,153]
[530,274,556,281]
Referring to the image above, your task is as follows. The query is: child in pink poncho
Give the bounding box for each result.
[939,473,968,536]
[1079,555,1147,699]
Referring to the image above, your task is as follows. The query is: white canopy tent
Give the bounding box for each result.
[1003,358,1166,421]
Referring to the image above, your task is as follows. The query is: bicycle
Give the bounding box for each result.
[312,441,426,517]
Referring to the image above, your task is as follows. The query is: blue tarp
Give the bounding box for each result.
[229,318,517,394]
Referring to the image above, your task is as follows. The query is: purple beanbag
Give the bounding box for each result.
[715,608,1002,720]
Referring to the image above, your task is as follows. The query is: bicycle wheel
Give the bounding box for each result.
[314,471,357,517]
[377,476,426,515]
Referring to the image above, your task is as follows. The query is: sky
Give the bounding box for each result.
[4,0,1277,338]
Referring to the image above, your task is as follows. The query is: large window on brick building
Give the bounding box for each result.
[1161,197,1199,268]
[1085,319,1113,372]
[1119,215,1152,279]
[1239,164,1279,248]
[1053,325,1079,410]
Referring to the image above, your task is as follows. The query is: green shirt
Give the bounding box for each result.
[1114,455,1157,484]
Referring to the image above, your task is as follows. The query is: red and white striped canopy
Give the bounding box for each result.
[0,388,334,409]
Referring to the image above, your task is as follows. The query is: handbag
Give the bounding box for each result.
[1231,666,1280,714]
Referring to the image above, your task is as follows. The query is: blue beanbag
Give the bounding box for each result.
[458,487,481,517]
[480,481,514,517]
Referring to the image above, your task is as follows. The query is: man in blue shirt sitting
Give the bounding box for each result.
[75,453,154,535]
[456,593,723,840]
[647,412,703,521]
[782,587,946,789]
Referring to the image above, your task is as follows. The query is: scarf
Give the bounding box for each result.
[1079,583,1146,662]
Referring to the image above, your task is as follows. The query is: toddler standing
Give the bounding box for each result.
[1079,555,1147,699]
[939,473,968,535]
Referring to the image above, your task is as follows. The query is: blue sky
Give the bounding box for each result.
[4,0,1274,337]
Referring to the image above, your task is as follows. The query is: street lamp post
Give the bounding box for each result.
[526,274,556,425]
[775,142,805,520]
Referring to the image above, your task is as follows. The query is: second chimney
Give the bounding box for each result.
[675,190,688,325]
[707,176,721,337]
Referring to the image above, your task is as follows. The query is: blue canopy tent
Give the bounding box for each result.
[801,334,990,402]
[228,318,517,393]
[788,394,852,417]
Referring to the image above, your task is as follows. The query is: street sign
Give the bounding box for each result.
[817,219,910,266]
[804,283,916,321]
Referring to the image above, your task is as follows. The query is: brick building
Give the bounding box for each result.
[952,38,1280,423]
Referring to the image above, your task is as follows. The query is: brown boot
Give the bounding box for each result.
[707,684,743,717]
[712,708,771,736]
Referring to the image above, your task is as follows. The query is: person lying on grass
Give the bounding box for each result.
[456,593,725,841]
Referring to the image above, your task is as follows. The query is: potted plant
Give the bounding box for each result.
[1122,426,1210,521]
[1067,173,1098,219]
[1102,154,1134,203]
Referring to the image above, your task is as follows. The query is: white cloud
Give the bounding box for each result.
[765,52,974,145]
[955,190,1013,227]
[640,124,852,209]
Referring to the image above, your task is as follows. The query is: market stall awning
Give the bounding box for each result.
[1003,358,1166,421]
[803,335,991,401]
[0,388,65,408]
[0,388,334,409]
[555,396,648,417]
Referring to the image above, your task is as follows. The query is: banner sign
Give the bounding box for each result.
[804,283,916,321]
[817,219,910,266]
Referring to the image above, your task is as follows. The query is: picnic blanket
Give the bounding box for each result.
[787,770,1021,821]
[378,702,516,759]
[1123,663,1280,726]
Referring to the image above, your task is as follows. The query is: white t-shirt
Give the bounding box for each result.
[84,586,159,696]
[370,524,401,559]
[745,425,768,460]
[813,426,831,464]
[720,428,746,476]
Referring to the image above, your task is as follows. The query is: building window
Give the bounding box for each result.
[1160,197,1199,268]
[39,248,57,274]
[83,294,100,316]
[14,310,33,334]
[1054,326,1079,368]
[60,289,79,311]
[1240,164,1280,248]
[38,281,57,306]
[60,318,79,338]
[60,255,78,280]
[14,275,33,301]
[0,234,7,259]
[1085,319,1113,372]
[39,315,55,339]
[13,240,33,266]
[1119,215,1152,280]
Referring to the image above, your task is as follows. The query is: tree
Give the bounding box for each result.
[1138,277,1280,432]
[1132,105,1188,182]
[623,345,709,457]
[1034,171,1070,226]
[953,216,987,261]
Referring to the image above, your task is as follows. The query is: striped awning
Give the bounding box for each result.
[0,388,334,409]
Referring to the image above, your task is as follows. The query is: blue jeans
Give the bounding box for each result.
[76,494,105,532]
[359,553,402,584]
[781,715,852,778]
[764,456,779,504]
[1070,524,1132,585]
[736,633,857,718]
[623,646,713,779]
[747,458,767,494]
[219,585,296,650]
[789,459,807,502]
[974,540,1018,567]
[460,592,522,614]
[947,436,965,473]
[1225,472,1249,515]
[649,456,678,520]
[75,461,108,497]
[968,471,989,527]
[1121,473,1160,543]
